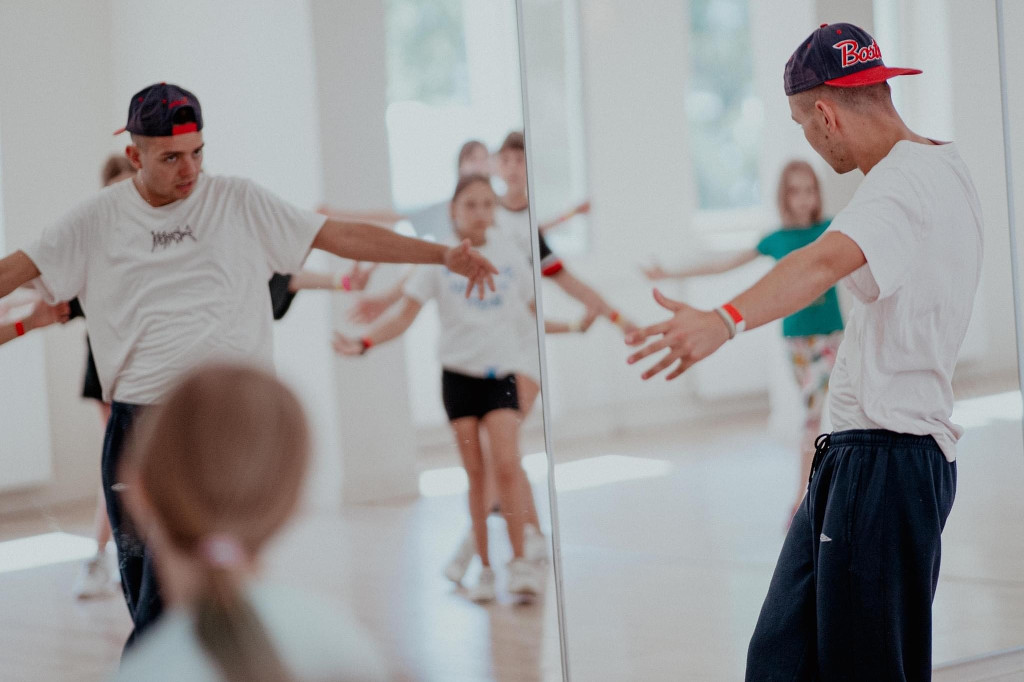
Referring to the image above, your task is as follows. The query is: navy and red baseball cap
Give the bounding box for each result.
[114,83,203,136]
[784,23,921,96]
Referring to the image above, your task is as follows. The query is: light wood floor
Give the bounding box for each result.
[1,395,1022,681]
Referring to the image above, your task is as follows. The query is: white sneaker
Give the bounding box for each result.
[524,525,549,564]
[468,567,496,603]
[444,531,477,585]
[72,554,116,599]
[507,558,541,597]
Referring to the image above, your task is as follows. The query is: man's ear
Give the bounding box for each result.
[815,99,839,134]
[125,145,142,171]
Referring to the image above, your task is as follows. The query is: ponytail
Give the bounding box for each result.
[193,535,294,682]
[194,569,294,682]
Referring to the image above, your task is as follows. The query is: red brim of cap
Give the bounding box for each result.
[825,65,922,88]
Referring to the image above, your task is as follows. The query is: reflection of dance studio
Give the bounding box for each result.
[1,0,1023,681]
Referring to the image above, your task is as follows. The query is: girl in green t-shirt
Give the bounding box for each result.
[644,160,844,517]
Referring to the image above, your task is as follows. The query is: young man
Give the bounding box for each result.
[626,23,982,680]
[0,83,497,649]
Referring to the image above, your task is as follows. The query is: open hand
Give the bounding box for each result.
[332,331,364,356]
[444,240,498,300]
[625,288,730,380]
[350,294,394,324]
[345,261,379,292]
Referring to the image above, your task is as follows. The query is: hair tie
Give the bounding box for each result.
[199,533,247,568]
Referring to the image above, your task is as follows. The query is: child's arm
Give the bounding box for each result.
[332,296,423,356]
[548,268,637,334]
[539,199,590,234]
[528,302,600,334]
[349,269,415,324]
[642,249,760,280]
[0,300,70,346]
[289,262,380,292]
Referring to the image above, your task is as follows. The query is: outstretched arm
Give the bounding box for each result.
[0,252,42,301]
[531,301,600,334]
[350,269,415,324]
[0,299,70,346]
[312,220,497,299]
[642,249,760,280]
[548,268,636,333]
[539,200,590,234]
[289,262,380,292]
[626,232,864,380]
[332,296,424,356]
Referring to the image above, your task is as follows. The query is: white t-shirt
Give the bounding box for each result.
[404,225,538,379]
[826,141,983,461]
[111,582,389,682]
[495,204,533,261]
[24,173,325,404]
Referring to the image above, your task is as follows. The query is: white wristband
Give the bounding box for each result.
[715,303,745,339]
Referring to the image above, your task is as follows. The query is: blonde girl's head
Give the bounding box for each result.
[124,363,310,682]
[776,159,823,228]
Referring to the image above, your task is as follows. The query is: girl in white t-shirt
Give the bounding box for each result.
[112,364,388,682]
[333,175,593,602]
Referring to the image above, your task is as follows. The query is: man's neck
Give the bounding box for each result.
[132,175,175,208]
[854,113,935,175]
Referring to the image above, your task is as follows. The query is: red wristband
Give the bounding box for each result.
[360,337,374,354]
[721,303,744,331]
[15,321,26,336]
[342,275,352,292]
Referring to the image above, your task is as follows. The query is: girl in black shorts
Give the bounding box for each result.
[333,174,592,602]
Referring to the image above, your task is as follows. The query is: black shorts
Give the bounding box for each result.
[441,369,519,421]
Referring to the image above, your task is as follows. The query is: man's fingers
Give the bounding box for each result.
[627,338,668,365]
[652,288,684,312]
[625,321,670,346]
[641,353,679,381]
[665,361,691,381]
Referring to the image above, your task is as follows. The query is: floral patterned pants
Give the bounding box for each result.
[784,331,843,455]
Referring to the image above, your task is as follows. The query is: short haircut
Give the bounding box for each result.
[792,82,893,113]
[457,139,487,170]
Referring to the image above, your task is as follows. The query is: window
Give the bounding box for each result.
[384,0,523,212]
[686,0,763,210]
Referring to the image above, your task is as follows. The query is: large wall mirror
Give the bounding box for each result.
[0,1,566,680]
[521,0,1024,679]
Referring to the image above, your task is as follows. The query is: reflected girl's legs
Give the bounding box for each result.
[450,417,490,567]
[481,408,527,559]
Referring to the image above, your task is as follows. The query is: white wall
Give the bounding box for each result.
[0,1,114,511]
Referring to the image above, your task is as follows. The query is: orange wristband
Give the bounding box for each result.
[15,321,26,336]
[609,310,621,324]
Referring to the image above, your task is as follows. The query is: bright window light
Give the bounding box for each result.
[0,532,98,575]
[419,453,672,497]
[952,390,1023,429]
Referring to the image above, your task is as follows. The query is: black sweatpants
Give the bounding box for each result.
[102,401,163,652]
[746,430,957,681]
